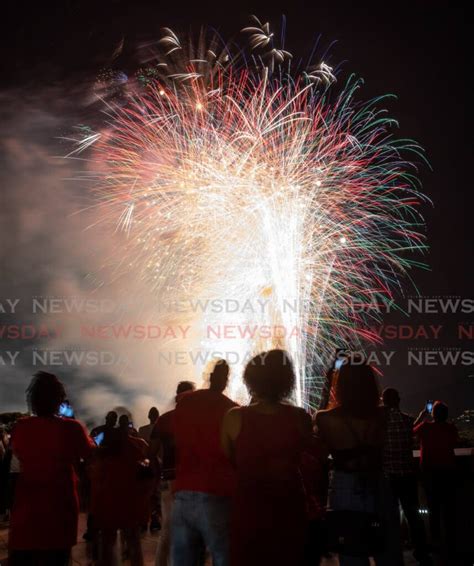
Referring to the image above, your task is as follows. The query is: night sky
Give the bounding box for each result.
[1,1,472,419]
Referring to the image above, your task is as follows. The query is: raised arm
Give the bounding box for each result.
[413,408,429,428]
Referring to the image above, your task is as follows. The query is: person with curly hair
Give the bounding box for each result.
[8,371,94,566]
[221,349,312,566]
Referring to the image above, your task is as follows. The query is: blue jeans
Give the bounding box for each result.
[171,491,231,566]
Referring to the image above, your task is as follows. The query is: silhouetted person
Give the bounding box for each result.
[116,413,138,437]
[139,406,161,532]
[414,401,459,554]
[86,410,119,542]
[8,371,94,566]
[149,381,196,566]
[139,407,160,443]
[89,423,151,566]
[222,350,311,566]
[172,360,237,566]
[382,388,431,565]
[90,410,118,438]
[316,360,403,566]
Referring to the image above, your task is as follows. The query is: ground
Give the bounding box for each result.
[0,513,425,566]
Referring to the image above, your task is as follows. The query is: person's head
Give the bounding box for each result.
[26,371,66,417]
[243,349,295,403]
[175,380,195,402]
[118,414,130,429]
[105,410,118,428]
[432,401,448,422]
[382,387,400,409]
[209,359,230,393]
[335,360,380,418]
[148,406,159,424]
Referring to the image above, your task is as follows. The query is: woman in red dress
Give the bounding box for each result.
[221,349,312,566]
[9,371,94,566]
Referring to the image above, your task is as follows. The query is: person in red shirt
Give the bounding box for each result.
[149,380,196,566]
[221,350,311,566]
[414,400,459,553]
[172,360,237,566]
[8,371,94,566]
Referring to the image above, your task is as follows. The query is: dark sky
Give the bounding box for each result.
[1,1,472,416]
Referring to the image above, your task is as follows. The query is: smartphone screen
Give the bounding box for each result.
[426,400,433,413]
[93,431,104,446]
[59,402,74,418]
[334,349,349,371]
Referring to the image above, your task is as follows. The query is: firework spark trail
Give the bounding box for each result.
[72,20,428,408]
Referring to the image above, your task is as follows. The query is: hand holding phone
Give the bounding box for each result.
[93,431,104,446]
[59,401,74,418]
[425,400,434,413]
[334,348,349,371]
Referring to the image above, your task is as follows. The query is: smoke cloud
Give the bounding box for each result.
[0,86,209,427]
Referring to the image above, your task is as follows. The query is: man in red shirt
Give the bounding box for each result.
[414,400,459,553]
[171,359,238,566]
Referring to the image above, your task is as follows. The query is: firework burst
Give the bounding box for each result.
[72,18,428,408]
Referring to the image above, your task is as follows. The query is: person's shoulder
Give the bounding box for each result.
[10,416,32,438]
[315,406,339,422]
[222,405,243,425]
[12,416,32,428]
[401,411,415,423]
[138,424,149,434]
[176,390,202,406]
[287,404,310,419]
[159,409,175,420]
[221,393,238,408]
[188,389,207,398]
[314,408,333,430]
[156,409,174,428]
[62,417,88,433]
[287,405,312,432]
[415,420,428,433]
